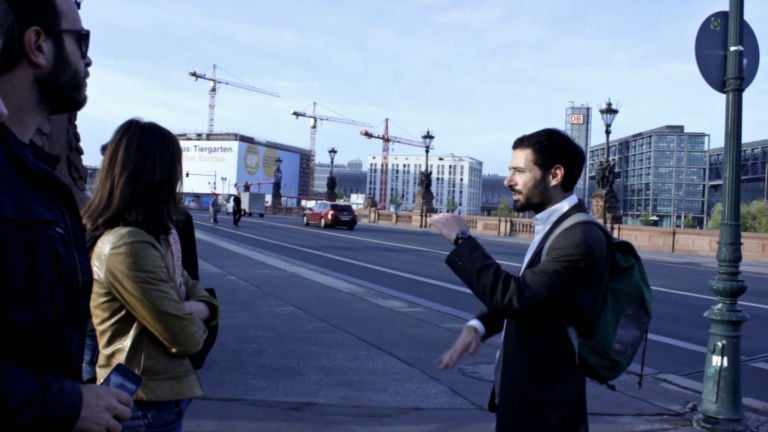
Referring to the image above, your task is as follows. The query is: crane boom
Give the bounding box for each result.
[360,120,433,210]
[289,102,371,196]
[189,64,279,133]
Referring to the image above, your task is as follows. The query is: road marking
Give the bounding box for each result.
[197,230,767,372]
[652,286,767,310]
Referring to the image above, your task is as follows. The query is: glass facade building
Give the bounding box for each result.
[707,139,768,213]
[588,125,709,227]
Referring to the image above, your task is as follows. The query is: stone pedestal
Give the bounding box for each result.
[325,175,337,202]
[414,190,435,215]
[414,190,436,228]
[590,188,621,226]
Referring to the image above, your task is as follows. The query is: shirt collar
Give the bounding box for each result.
[532,194,579,234]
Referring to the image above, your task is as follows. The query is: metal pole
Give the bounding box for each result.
[693,0,750,429]
[603,129,610,225]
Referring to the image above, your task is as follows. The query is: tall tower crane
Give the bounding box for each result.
[289,102,371,194]
[189,64,279,133]
[360,118,433,210]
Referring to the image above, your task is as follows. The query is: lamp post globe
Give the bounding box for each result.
[592,99,620,227]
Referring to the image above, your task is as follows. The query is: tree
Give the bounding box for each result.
[683,214,696,229]
[446,197,458,213]
[707,199,768,233]
[493,195,514,217]
[639,212,653,226]
[389,189,403,210]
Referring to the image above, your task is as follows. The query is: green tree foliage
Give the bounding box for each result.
[493,195,515,217]
[389,190,403,210]
[446,197,458,213]
[683,214,696,229]
[707,200,768,233]
[639,212,653,226]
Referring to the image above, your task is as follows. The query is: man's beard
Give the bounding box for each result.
[510,177,550,214]
[37,46,87,115]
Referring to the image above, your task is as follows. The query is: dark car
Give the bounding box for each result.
[303,202,358,230]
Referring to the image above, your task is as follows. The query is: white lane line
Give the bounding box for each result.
[652,286,767,310]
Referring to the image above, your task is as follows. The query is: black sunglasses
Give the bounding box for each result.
[54,28,90,59]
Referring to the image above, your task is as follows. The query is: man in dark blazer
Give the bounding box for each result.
[431,128,609,432]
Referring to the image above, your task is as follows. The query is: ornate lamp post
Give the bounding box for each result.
[272,156,283,210]
[417,129,436,227]
[591,99,620,227]
[325,147,338,202]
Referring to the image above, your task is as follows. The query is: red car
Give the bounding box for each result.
[303,202,358,230]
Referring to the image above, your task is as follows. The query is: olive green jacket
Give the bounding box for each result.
[90,226,219,401]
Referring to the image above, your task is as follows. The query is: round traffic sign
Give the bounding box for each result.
[695,11,760,93]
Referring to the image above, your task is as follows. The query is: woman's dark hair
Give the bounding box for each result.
[83,118,182,238]
[512,128,585,192]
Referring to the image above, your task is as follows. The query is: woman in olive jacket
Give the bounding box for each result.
[82,118,219,431]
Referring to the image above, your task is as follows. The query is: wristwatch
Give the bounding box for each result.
[453,230,471,246]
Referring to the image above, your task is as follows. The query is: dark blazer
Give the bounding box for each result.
[445,203,608,432]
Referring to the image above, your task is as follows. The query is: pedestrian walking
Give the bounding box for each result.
[82,118,220,431]
[431,128,608,431]
[209,192,220,224]
[0,0,133,429]
[233,193,242,226]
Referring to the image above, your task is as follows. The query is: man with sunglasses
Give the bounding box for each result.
[0,1,133,431]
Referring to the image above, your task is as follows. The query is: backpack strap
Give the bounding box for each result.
[541,212,604,260]
[540,212,607,371]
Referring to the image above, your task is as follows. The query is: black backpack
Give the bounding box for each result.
[544,213,653,389]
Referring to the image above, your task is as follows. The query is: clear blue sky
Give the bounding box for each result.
[77,1,767,176]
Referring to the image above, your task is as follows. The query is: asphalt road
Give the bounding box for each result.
[189,211,768,404]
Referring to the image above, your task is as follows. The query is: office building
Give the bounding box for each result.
[366,153,483,215]
[707,139,768,214]
[313,160,367,199]
[588,125,709,227]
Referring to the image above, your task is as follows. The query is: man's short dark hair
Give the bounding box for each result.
[512,128,586,193]
[0,0,62,75]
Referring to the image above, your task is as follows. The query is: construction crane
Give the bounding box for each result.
[360,118,433,210]
[289,102,371,194]
[189,64,279,133]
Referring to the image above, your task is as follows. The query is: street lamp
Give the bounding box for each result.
[221,176,228,193]
[328,147,337,175]
[595,99,619,226]
[421,129,434,189]
[326,147,338,202]
[598,99,619,187]
[417,129,436,227]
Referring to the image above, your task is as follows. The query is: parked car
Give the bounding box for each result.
[226,196,235,215]
[303,202,358,230]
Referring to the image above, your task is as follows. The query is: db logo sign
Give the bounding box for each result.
[568,114,584,124]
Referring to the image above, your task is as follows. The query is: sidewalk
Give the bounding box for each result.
[184,247,768,432]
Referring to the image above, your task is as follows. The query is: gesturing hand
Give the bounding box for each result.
[436,325,481,370]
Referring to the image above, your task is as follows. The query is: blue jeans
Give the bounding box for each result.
[121,399,190,432]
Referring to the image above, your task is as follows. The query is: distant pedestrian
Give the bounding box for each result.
[233,193,242,226]
[431,128,608,431]
[209,192,220,224]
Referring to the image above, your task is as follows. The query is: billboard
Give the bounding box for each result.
[180,139,300,198]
